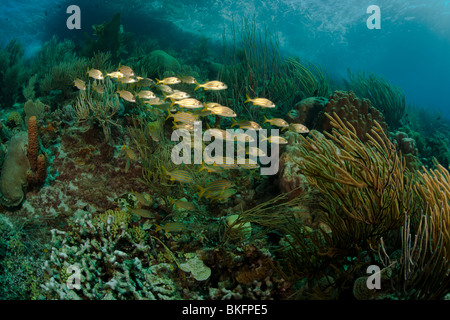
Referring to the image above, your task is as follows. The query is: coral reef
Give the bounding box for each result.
[41,210,183,300]
[319,90,388,143]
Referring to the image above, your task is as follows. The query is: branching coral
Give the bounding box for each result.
[295,112,414,250]
[40,210,182,300]
[74,78,121,142]
[284,57,330,98]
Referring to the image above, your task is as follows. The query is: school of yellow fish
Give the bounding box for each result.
[74,64,309,219]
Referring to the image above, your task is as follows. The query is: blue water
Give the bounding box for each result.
[1,0,450,114]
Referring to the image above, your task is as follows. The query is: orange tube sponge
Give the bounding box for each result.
[27,115,38,171]
[36,154,47,184]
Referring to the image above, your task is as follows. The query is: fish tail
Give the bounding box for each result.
[161,165,168,177]
[231,118,237,127]
[162,92,168,101]
[244,94,251,104]
[197,185,206,200]
[154,224,162,233]
[169,97,175,108]
[194,80,201,91]
[155,78,162,85]
[165,111,173,121]
[263,115,269,124]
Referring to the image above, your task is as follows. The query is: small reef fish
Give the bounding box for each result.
[122,144,137,160]
[143,97,165,106]
[204,102,223,110]
[231,119,262,130]
[285,123,309,134]
[198,162,224,173]
[128,207,154,219]
[106,71,124,79]
[117,64,135,77]
[171,98,203,109]
[116,90,136,102]
[179,75,197,84]
[122,144,137,173]
[162,166,194,183]
[136,90,156,99]
[155,222,186,233]
[164,90,190,101]
[156,84,174,94]
[261,135,288,144]
[93,82,104,94]
[147,121,162,142]
[195,80,228,91]
[263,116,289,128]
[197,179,234,199]
[118,76,137,84]
[73,78,86,90]
[245,95,275,108]
[172,200,197,211]
[192,108,212,117]
[287,109,299,119]
[133,191,152,206]
[156,77,181,85]
[209,106,237,117]
[135,77,155,87]
[166,111,198,124]
[87,68,104,80]
[196,80,227,91]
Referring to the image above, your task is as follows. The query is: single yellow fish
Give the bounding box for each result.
[117,64,135,77]
[195,80,227,91]
[156,77,181,85]
[133,191,152,206]
[231,119,262,130]
[136,90,156,100]
[284,123,309,134]
[173,200,196,211]
[87,68,104,80]
[164,90,190,101]
[179,75,196,84]
[116,90,136,102]
[155,222,186,233]
[166,111,198,124]
[170,98,203,109]
[261,135,288,144]
[128,207,154,218]
[209,106,237,118]
[162,166,194,183]
[118,76,137,84]
[73,78,86,90]
[244,95,275,108]
[106,71,124,79]
[197,179,234,199]
[263,116,289,128]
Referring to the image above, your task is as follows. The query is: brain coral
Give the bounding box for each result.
[0,132,30,207]
[319,90,388,143]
